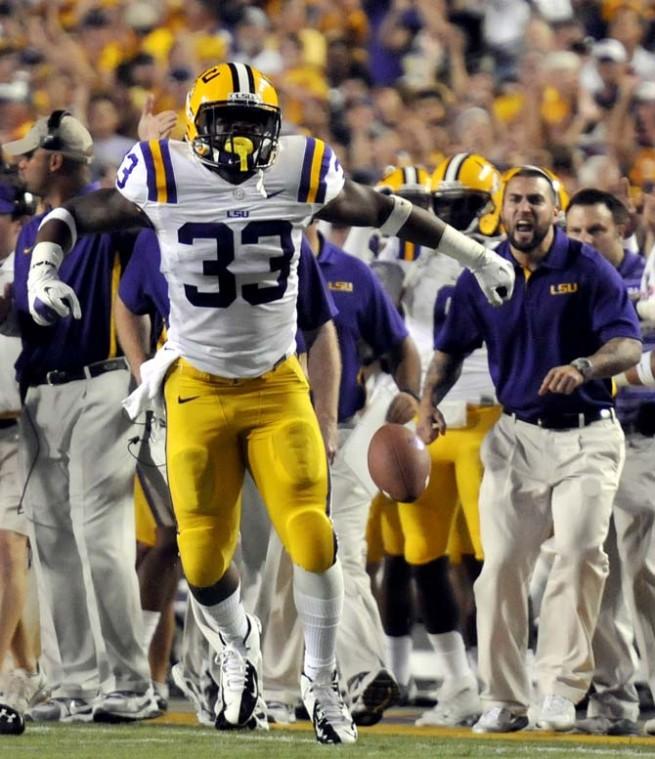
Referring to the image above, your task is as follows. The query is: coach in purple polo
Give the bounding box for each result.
[417,167,641,735]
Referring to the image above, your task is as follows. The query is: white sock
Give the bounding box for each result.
[385,634,412,687]
[427,631,471,681]
[142,609,162,650]
[293,560,344,683]
[195,585,249,650]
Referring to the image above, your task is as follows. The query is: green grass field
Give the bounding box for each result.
[3,720,655,759]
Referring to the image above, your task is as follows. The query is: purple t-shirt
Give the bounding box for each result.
[435,228,641,418]
[315,235,408,421]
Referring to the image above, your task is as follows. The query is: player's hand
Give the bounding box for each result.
[28,270,81,326]
[472,250,515,307]
[538,365,584,396]
[416,403,446,444]
[138,94,178,141]
[386,391,419,424]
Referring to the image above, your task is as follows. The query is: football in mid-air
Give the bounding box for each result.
[367,423,431,503]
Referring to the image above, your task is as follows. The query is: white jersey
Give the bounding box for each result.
[116,135,344,377]
[0,252,20,415]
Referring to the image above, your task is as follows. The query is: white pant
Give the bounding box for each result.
[330,427,387,682]
[613,433,655,701]
[21,370,150,698]
[475,414,625,711]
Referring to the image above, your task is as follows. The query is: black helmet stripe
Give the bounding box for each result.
[227,62,256,95]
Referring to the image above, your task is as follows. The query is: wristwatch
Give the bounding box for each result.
[570,357,593,381]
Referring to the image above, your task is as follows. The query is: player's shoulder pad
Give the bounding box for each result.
[271,134,344,207]
[115,139,181,207]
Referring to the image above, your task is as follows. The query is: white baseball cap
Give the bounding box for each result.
[592,38,627,64]
[2,111,93,164]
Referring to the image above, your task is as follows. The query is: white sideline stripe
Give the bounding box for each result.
[26,724,316,743]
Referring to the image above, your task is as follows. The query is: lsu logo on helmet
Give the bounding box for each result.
[431,153,502,237]
[185,62,281,179]
[376,165,432,209]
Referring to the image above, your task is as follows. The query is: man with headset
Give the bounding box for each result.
[2,110,158,723]
[418,166,641,733]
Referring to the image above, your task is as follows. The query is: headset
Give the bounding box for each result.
[40,109,71,152]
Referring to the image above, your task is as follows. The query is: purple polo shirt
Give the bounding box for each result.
[119,230,337,354]
[315,235,409,422]
[13,209,135,388]
[435,228,641,418]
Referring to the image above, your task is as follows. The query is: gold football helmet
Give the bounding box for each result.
[185,62,281,178]
[376,165,432,209]
[431,153,502,236]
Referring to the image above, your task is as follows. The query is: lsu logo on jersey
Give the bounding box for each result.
[550,282,578,295]
[227,209,249,218]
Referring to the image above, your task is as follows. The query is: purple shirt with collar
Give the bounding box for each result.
[314,234,408,422]
[13,209,135,388]
[119,230,337,354]
[435,228,641,418]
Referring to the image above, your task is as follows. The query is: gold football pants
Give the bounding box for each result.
[164,356,334,587]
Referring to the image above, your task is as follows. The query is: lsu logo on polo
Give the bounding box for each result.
[550,282,578,295]
[328,281,353,292]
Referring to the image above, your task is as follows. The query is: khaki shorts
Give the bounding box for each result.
[0,421,28,536]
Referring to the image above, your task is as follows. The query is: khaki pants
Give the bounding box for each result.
[475,414,625,713]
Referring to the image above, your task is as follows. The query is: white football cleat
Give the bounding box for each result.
[301,670,357,744]
[215,614,262,729]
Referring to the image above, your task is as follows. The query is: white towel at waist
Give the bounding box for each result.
[122,346,181,420]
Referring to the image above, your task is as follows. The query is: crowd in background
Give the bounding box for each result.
[0,0,654,202]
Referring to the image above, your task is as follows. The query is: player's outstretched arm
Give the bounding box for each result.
[317,179,515,307]
[27,189,148,326]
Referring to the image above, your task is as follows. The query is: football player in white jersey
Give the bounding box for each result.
[23,62,514,744]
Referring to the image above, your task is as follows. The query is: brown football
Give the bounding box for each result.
[367,423,431,503]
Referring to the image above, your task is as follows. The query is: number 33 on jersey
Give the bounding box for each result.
[115,135,344,378]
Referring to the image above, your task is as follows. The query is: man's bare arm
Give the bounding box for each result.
[306,320,341,463]
[539,337,642,396]
[385,336,422,424]
[416,350,465,444]
[114,293,152,384]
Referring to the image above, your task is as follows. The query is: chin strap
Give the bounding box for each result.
[256,169,267,198]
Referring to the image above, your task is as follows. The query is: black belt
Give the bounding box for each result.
[0,418,17,430]
[30,358,128,387]
[503,408,615,430]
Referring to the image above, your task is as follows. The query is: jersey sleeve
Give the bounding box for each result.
[115,142,150,207]
[288,136,345,212]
